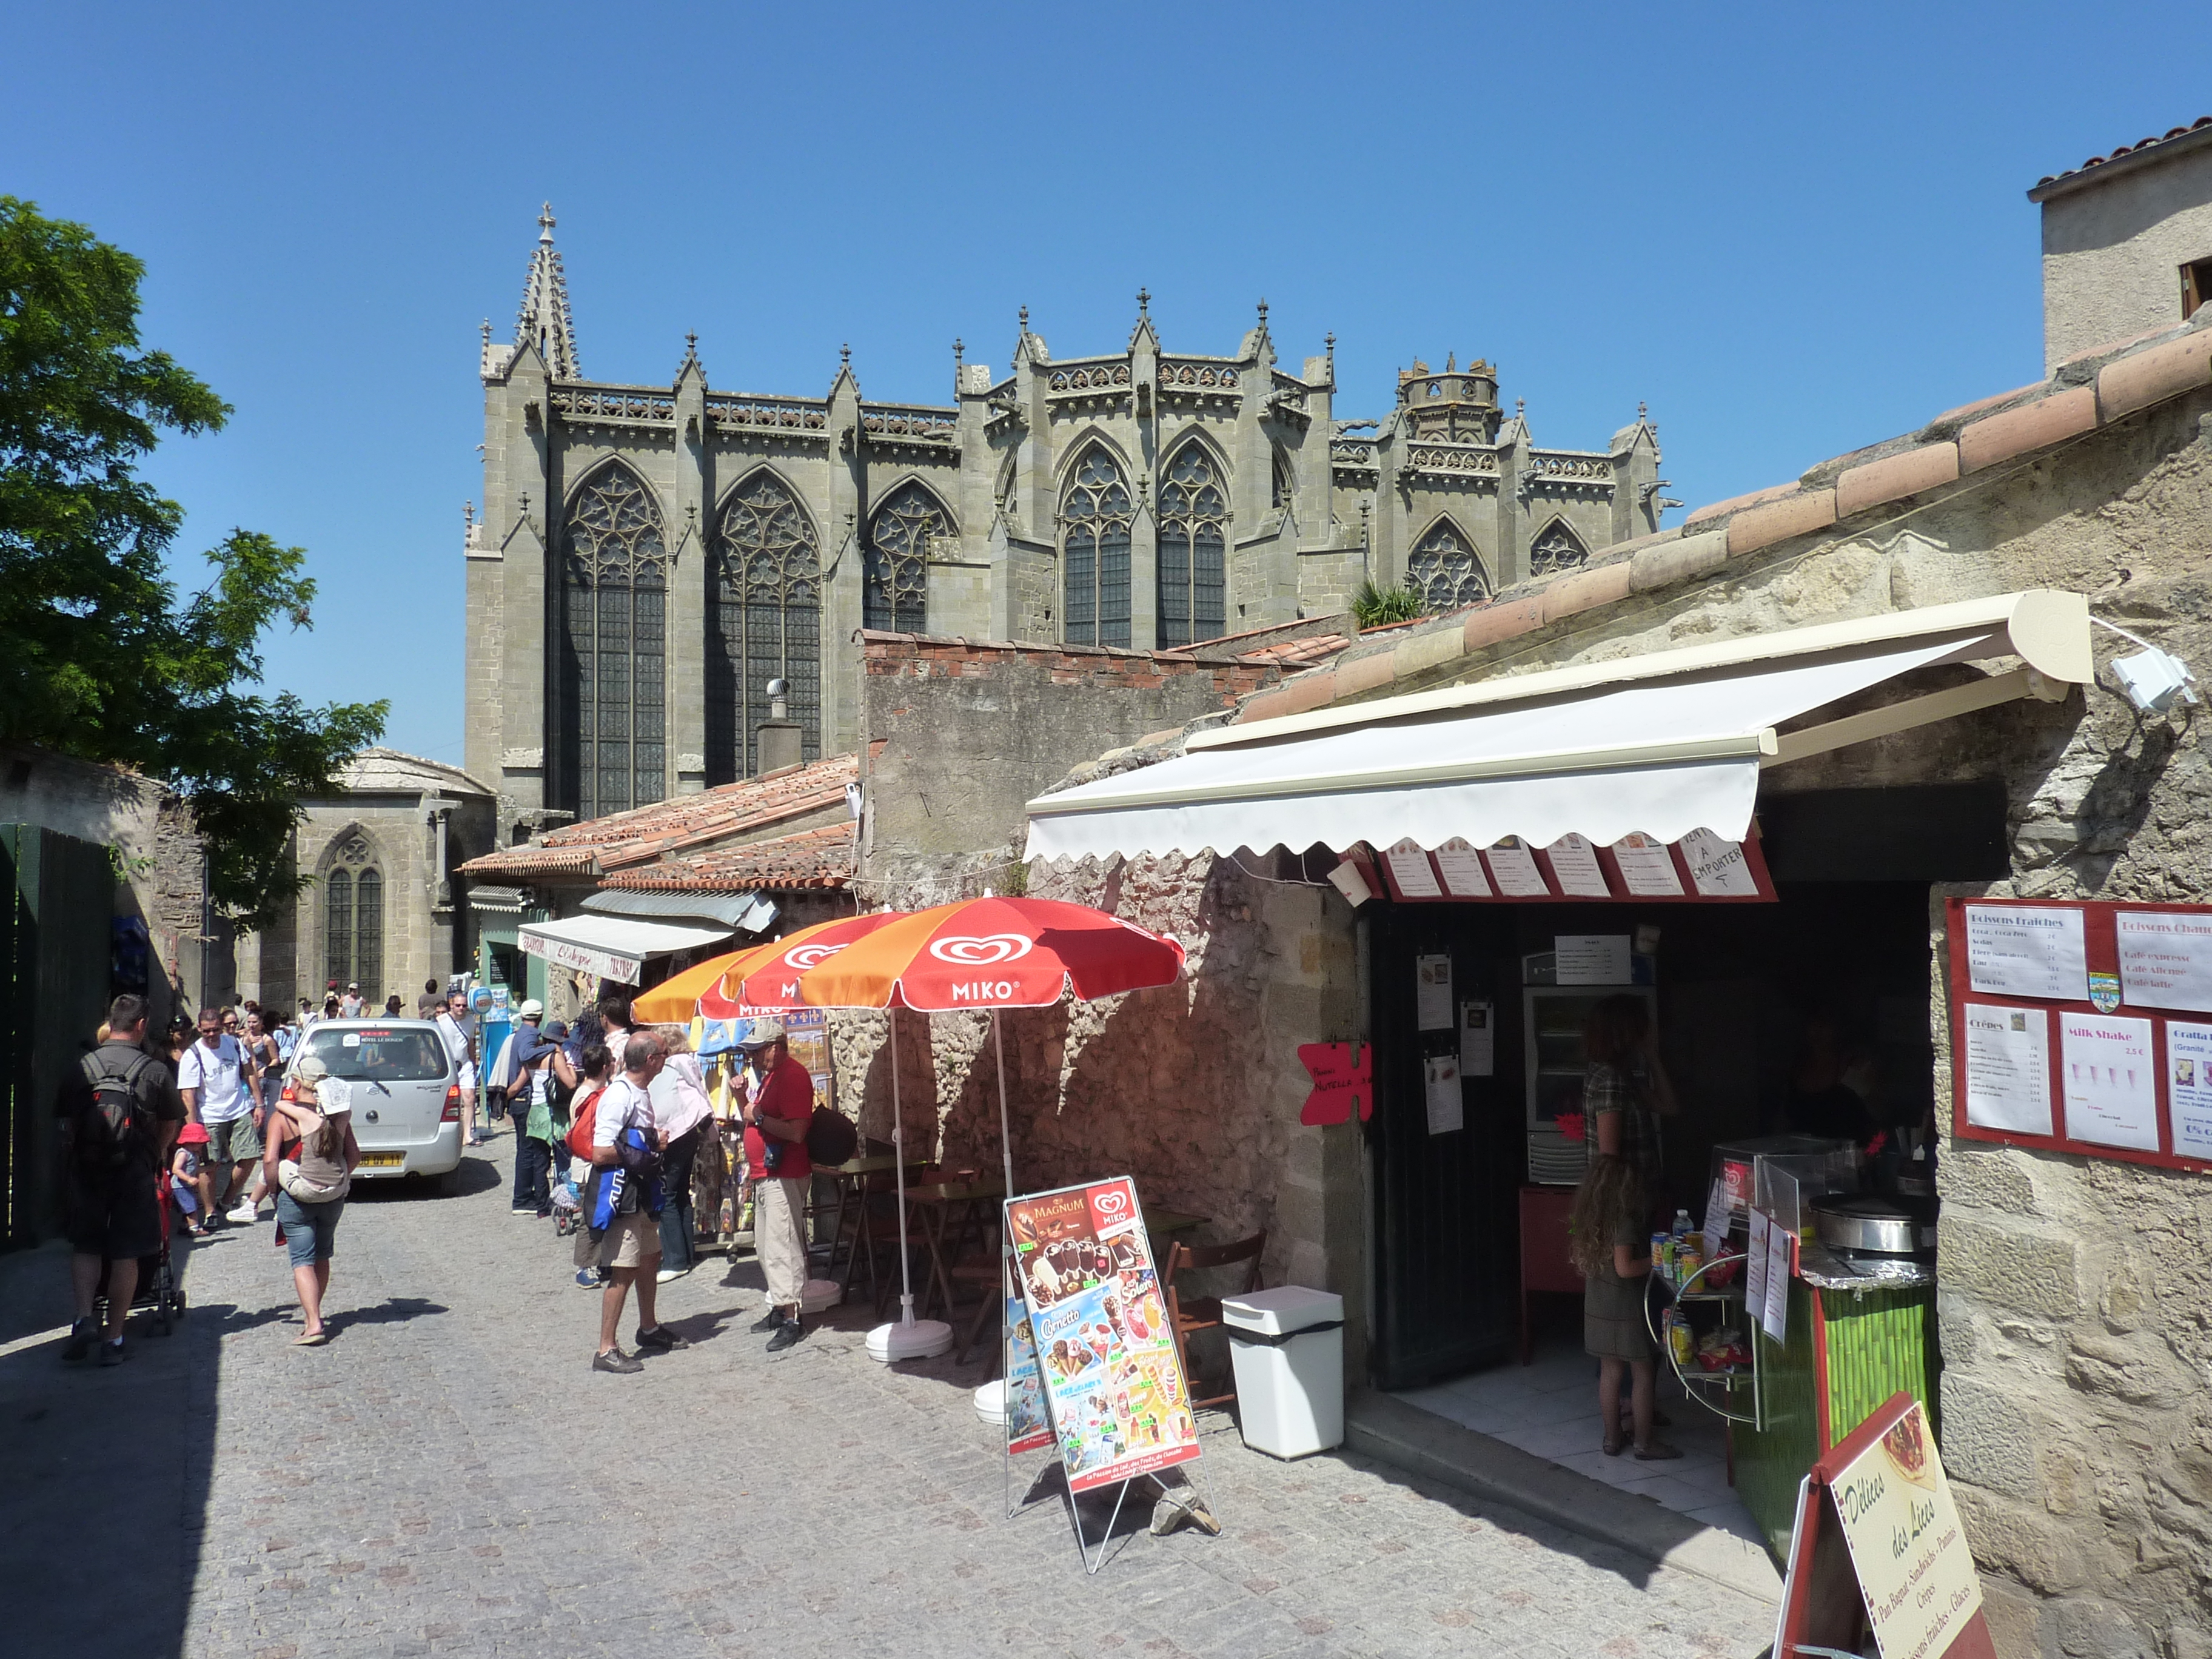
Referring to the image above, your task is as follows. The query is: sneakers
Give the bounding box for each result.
[591,1348,643,1375]
[98,1337,126,1367]
[766,1318,805,1353]
[574,1269,602,1289]
[634,1325,689,1352]
[654,1265,691,1284]
[750,1309,786,1334]
[62,1317,98,1363]
[226,1201,260,1224]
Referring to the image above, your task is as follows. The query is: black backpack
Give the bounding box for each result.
[805,1106,859,1167]
[75,1048,158,1177]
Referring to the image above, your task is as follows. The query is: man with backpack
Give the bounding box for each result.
[58,994,185,1366]
[585,1031,689,1373]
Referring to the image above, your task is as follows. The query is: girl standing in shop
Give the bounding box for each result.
[1569,1153,1680,1461]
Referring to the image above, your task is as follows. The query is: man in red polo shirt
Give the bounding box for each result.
[741,1020,813,1351]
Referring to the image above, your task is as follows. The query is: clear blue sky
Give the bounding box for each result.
[4,3,2203,765]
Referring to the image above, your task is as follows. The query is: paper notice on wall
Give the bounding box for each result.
[1416,954,1453,1031]
[1961,1002,2053,1136]
[1544,833,1612,898]
[1384,836,1443,899]
[1761,1218,1792,1344]
[2060,1013,2160,1151]
[1612,832,1684,896]
[2167,1022,2212,1159]
[1703,1177,1732,1255]
[1963,903,2088,1002]
[1556,935,1632,986]
[2116,910,2212,1012]
[1678,827,1760,897]
[1459,1000,1495,1076]
[1744,1207,1771,1318]
[1433,837,1492,899]
[1484,836,1552,898]
[1424,1053,1464,1135]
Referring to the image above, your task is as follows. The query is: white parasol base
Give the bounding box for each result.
[973,1378,1008,1423]
[868,1316,954,1363]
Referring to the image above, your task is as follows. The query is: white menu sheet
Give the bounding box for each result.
[1424,1053,1464,1135]
[2060,1013,2160,1151]
[1384,836,1443,899]
[1678,827,1760,897]
[1416,954,1453,1031]
[2167,1022,2212,1159]
[1544,833,1612,899]
[1964,903,2088,1002]
[1612,832,1684,896]
[1744,1207,1771,1319]
[1432,837,1492,899]
[1556,935,1632,987]
[1761,1217,1791,1344]
[1961,1002,2054,1136]
[1484,836,1552,898]
[1458,1000,1495,1077]
[1701,1176,1732,1258]
[2116,910,2212,1012]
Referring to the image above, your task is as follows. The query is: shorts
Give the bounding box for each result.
[204,1114,262,1164]
[598,1208,659,1270]
[67,1171,163,1260]
[273,1190,344,1267]
[457,1062,478,1092]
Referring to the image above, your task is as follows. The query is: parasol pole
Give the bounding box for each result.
[993,1010,1014,1199]
[868,997,952,1361]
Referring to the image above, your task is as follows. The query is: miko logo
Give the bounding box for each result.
[950,980,1019,1002]
[783,942,847,970]
[928,934,1034,966]
[1091,1185,1132,1223]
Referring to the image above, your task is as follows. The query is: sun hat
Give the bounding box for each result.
[737,1018,785,1048]
[293,1053,330,1084]
[177,1121,209,1145]
[518,998,545,1018]
[544,1019,568,1039]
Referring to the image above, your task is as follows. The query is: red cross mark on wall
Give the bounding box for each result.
[1298,1042,1372,1126]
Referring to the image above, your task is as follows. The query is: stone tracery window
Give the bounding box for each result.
[323,834,382,995]
[1156,442,1227,648]
[863,482,947,633]
[561,463,667,820]
[709,471,822,781]
[1527,517,1590,578]
[1407,518,1491,612]
[1061,445,1132,648]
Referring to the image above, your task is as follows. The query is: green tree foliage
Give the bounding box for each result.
[0,197,386,926]
[1350,578,1425,629]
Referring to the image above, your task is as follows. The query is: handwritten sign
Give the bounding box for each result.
[1298,1042,1372,1126]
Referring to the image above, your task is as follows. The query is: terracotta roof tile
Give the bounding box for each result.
[2034,116,2212,191]
[600,823,854,892]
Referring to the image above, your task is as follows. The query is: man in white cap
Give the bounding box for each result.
[740,1019,814,1352]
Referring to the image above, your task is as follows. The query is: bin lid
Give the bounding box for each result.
[1221,1285,1343,1336]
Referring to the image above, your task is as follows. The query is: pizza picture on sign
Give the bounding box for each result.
[1881,1406,1936,1490]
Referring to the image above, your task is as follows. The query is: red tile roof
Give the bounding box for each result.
[2033,116,2212,194]
[601,822,853,891]
[459,749,870,881]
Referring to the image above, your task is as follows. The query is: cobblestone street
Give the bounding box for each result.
[3,1139,1776,1659]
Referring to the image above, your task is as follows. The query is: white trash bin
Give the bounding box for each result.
[1221,1286,1345,1459]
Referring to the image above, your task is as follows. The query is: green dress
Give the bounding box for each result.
[1583,1214,1654,1361]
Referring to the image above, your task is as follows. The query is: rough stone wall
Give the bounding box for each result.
[2039,141,2212,372]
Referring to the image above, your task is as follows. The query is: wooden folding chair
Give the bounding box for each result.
[1162,1231,1265,1412]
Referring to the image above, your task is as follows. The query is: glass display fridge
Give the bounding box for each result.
[1521,947,1655,1185]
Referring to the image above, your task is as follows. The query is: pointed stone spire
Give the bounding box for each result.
[514,202,580,379]
[677,329,702,380]
[1446,350,1456,372]
[1138,287,1150,318]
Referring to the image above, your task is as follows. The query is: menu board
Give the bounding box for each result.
[2167,1023,2212,1160]
[1432,837,1492,898]
[1484,836,1551,897]
[1960,1002,2053,1136]
[2059,1014,2159,1150]
[1679,827,1760,897]
[1424,1053,1464,1135]
[1963,903,2087,1001]
[1007,1178,1201,1495]
[1826,1401,1985,1659]
[2116,910,2212,1011]
[1612,832,1685,896]
[1556,934,1632,986]
[1543,833,1612,898]
[1383,836,1443,899]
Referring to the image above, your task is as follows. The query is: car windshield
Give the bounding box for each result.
[307,1027,446,1082]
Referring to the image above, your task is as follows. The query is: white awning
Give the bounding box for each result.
[518,915,733,984]
[1025,591,2088,865]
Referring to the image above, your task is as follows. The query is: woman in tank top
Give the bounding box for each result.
[261,1053,361,1346]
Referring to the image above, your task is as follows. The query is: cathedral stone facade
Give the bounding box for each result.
[466,208,1670,834]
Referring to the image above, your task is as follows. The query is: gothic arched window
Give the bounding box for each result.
[323,834,383,996]
[1061,446,1133,648]
[1156,442,1227,648]
[864,483,947,633]
[1528,517,1590,578]
[709,472,822,782]
[560,464,668,820]
[1407,518,1491,612]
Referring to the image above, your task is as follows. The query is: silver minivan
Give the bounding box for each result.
[284,1020,464,1189]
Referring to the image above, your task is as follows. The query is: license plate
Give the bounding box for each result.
[358,1152,405,1169]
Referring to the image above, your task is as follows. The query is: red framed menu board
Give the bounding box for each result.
[1368,828,1777,905]
[1945,897,2212,1173]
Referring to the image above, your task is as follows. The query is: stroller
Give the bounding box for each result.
[94,1170,187,1337]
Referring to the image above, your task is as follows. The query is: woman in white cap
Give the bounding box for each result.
[260,1053,360,1346]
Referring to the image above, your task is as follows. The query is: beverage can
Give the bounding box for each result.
[1678,1245,1703,1287]
[1667,1311,1694,1365]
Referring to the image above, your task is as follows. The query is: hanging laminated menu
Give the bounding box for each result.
[1963,903,2088,1002]
[1678,828,1760,897]
[1432,837,1492,898]
[1544,833,1612,898]
[1611,832,1685,896]
[2116,910,2212,1012]
[2167,1022,2212,1159]
[1382,837,1443,899]
[2059,1013,2159,1151]
[1960,1002,2053,1136]
[1484,836,1552,897]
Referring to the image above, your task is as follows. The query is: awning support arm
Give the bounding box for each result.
[1762,668,2070,769]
